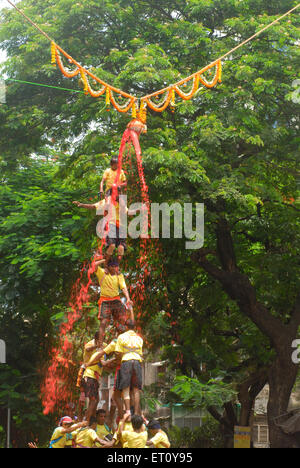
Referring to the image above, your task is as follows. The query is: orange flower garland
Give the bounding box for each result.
[50,41,222,120]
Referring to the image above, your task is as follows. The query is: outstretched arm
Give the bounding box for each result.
[73,201,96,211]
[61,421,88,434]
[86,349,106,367]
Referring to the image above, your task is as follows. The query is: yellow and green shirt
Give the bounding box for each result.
[49,427,67,448]
[96,423,111,439]
[115,330,143,362]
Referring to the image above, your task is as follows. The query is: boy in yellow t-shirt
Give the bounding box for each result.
[49,417,87,448]
[95,258,133,347]
[146,420,171,448]
[81,332,103,424]
[95,409,112,441]
[119,413,147,448]
[74,417,105,448]
[86,337,124,423]
[115,319,143,416]
[97,414,133,448]
[100,157,127,200]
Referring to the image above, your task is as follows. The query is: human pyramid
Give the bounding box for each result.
[44,120,171,449]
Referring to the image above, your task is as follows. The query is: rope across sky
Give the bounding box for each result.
[4,0,300,121]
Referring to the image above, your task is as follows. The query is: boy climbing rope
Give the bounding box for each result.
[99,157,127,202]
[94,257,133,347]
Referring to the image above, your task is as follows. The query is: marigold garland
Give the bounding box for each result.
[50,41,222,121]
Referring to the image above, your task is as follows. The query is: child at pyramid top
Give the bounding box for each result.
[100,157,127,202]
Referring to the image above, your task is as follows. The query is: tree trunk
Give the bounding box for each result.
[193,217,300,449]
[267,355,299,448]
[238,372,267,427]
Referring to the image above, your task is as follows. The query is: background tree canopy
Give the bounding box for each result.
[0,0,299,448]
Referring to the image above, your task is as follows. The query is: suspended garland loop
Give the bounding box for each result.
[51,41,222,123]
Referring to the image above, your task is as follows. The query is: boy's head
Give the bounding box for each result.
[126,318,135,330]
[131,414,144,431]
[59,416,73,428]
[89,416,97,430]
[96,409,106,425]
[107,257,119,274]
[147,420,161,435]
[110,157,118,170]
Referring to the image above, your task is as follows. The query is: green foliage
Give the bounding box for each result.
[0,0,299,446]
[172,375,236,408]
[168,415,223,448]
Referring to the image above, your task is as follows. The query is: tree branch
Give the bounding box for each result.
[193,249,286,349]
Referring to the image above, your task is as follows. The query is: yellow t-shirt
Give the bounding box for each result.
[113,421,133,447]
[83,340,105,381]
[74,427,99,448]
[104,340,117,355]
[49,427,67,448]
[103,168,126,191]
[96,267,126,298]
[83,340,97,365]
[149,430,171,448]
[83,360,103,381]
[96,424,111,439]
[121,430,148,448]
[115,330,143,362]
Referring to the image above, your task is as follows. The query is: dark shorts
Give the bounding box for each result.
[83,377,99,400]
[106,225,127,250]
[106,187,121,197]
[115,360,143,391]
[99,300,127,333]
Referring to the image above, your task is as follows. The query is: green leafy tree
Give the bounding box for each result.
[0,0,299,448]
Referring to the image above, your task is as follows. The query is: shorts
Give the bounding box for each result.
[99,300,127,333]
[83,377,99,400]
[115,360,143,391]
[106,187,121,197]
[106,225,127,250]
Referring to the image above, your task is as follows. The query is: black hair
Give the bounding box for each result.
[94,331,100,340]
[108,257,119,267]
[89,416,97,426]
[96,409,106,415]
[126,319,135,330]
[110,157,118,165]
[131,414,144,431]
[147,419,161,430]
